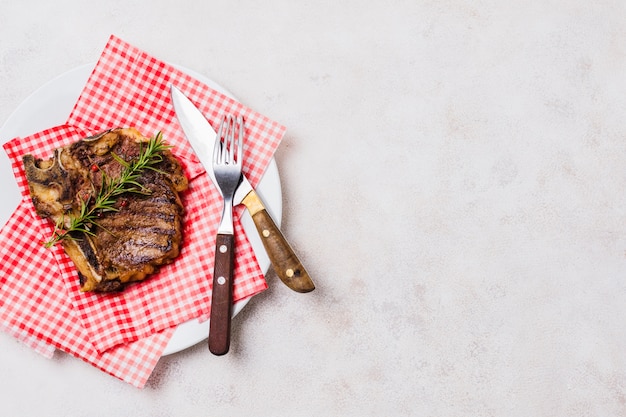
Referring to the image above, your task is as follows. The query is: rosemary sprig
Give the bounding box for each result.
[45,132,171,247]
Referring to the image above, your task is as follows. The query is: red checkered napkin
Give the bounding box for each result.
[0,35,285,386]
[0,196,175,387]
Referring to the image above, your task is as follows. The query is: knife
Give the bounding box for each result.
[170,85,315,293]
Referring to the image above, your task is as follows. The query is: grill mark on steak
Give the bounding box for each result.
[23,128,188,292]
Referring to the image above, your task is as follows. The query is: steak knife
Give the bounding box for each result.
[170,85,315,293]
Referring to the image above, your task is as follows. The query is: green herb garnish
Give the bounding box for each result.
[45,132,171,247]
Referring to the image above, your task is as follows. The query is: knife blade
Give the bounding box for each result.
[170,85,315,293]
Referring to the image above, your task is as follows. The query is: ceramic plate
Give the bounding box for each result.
[0,63,282,355]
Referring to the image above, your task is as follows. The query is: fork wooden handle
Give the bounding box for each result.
[209,233,235,355]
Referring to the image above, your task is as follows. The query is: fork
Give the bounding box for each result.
[208,114,243,356]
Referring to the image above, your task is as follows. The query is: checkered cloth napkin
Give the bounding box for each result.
[0,35,285,387]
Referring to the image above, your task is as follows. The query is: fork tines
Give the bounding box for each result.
[214,114,243,166]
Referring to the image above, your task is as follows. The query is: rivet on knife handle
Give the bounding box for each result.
[209,233,234,355]
[242,190,315,293]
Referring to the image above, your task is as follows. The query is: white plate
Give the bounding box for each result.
[0,64,282,356]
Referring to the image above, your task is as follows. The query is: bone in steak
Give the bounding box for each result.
[23,128,188,292]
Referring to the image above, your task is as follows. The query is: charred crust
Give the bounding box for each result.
[71,231,101,274]
[77,271,86,287]
[95,279,124,293]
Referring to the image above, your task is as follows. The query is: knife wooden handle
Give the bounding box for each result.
[208,233,234,355]
[250,208,315,293]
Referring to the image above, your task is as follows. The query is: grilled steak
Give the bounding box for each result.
[23,128,188,292]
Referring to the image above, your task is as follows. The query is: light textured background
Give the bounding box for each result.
[1,0,626,415]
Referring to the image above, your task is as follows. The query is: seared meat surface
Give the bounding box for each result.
[23,128,188,292]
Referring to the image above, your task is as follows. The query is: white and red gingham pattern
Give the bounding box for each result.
[0,198,174,387]
[0,35,285,386]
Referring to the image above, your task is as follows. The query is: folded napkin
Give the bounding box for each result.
[0,35,285,387]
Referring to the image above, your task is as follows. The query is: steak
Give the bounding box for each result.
[23,128,188,292]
